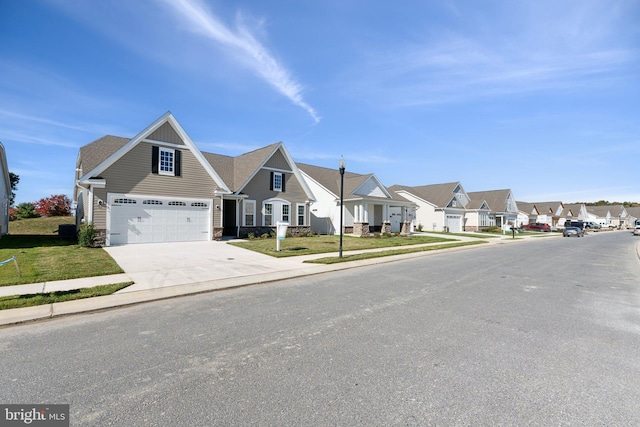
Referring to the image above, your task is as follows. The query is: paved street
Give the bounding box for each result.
[1,231,639,425]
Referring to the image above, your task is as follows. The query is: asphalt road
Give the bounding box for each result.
[1,231,639,426]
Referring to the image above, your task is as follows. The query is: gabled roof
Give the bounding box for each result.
[521,201,564,215]
[467,189,514,212]
[563,203,584,218]
[77,112,231,193]
[298,163,405,202]
[76,113,315,200]
[389,182,465,208]
[585,205,612,218]
[516,202,538,215]
[625,206,640,219]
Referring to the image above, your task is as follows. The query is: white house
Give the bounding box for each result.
[466,189,519,231]
[390,182,469,233]
[298,163,416,236]
[0,142,10,237]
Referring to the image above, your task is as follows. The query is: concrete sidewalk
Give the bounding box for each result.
[0,233,547,326]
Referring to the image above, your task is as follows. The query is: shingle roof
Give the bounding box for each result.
[389,182,460,207]
[467,189,512,212]
[625,206,640,219]
[516,202,537,215]
[297,163,367,197]
[79,135,129,176]
[525,201,563,215]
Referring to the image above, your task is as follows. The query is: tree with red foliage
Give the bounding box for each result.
[34,194,72,217]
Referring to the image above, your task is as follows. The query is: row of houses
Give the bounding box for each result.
[3,112,637,244]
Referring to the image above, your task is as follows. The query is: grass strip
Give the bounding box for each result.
[304,240,487,264]
[229,234,459,258]
[0,282,132,310]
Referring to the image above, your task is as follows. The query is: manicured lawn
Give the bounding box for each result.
[8,216,74,235]
[305,241,487,264]
[0,282,132,310]
[229,234,460,257]
[0,234,124,287]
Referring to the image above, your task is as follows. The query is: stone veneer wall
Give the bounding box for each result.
[400,221,411,235]
[381,222,391,234]
[353,222,370,237]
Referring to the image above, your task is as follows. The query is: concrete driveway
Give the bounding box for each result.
[103,240,310,293]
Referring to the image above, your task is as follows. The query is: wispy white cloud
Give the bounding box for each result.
[160,0,320,123]
[348,1,638,108]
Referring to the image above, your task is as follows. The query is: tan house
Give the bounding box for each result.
[517,201,565,228]
[74,112,315,245]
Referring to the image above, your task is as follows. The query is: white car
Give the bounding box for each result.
[634,226,640,236]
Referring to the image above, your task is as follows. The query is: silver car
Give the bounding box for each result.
[563,226,584,237]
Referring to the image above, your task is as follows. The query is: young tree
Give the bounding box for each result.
[15,202,39,219]
[9,172,19,206]
[34,194,72,217]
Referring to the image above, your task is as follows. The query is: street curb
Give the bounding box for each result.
[0,240,501,327]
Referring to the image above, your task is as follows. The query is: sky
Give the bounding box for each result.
[1,0,639,207]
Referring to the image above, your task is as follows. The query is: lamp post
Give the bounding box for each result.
[338,155,346,258]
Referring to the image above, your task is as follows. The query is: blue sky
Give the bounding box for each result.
[1,0,639,206]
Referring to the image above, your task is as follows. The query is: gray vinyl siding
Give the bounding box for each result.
[147,122,185,145]
[264,149,290,170]
[242,169,307,225]
[92,141,220,229]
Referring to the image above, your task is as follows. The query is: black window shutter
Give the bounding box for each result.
[270,171,274,191]
[151,146,159,174]
[281,173,286,192]
[175,150,181,176]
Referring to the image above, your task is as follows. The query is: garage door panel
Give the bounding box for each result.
[108,195,211,245]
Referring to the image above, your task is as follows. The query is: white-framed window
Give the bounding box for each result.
[273,172,283,191]
[262,199,291,226]
[159,147,175,176]
[297,203,306,226]
[244,200,256,227]
[143,200,163,205]
[264,203,273,226]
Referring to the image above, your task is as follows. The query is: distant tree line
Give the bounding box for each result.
[576,200,640,207]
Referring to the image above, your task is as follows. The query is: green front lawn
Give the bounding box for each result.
[229,234,460,257]
[0,235,123,286]
[8,216,74,235]
[0,282,132,310]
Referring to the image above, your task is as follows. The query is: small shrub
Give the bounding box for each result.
[247,232,255,240]
[480,226,501,233]
[78,223,96,247]
[417,223,423,232]
[260,233,270,239]
[15,202,40,219]
[383,232,392,238]
[373,232,381,238]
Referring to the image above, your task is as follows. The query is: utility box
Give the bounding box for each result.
[58,224,77,240]
[276,222,289,251]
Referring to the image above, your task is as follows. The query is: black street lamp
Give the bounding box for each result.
[338,155,346,258]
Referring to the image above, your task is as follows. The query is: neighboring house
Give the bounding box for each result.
[562,203,588,224]
[466,189,519,231]
[0,142,10,237]
[625,207,640,227]
[74,112,315,245]
[298,163,416,236]
[586,205,630,229]
[391,182,470,233]
[517,201,565,227]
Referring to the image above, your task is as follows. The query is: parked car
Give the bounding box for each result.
[584,221,601,230]
[634,226,640,236]
[563,226,584,237]
[526,222,550,232]
[565,221,585,229]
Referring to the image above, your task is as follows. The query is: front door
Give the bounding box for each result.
[223,199,237,237]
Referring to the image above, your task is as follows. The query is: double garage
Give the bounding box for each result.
[106,194,212,245]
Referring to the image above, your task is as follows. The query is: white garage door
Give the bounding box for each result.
[446,215,462,233]
[107,194,211,245]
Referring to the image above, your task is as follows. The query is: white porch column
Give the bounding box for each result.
[363,203,369,223]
